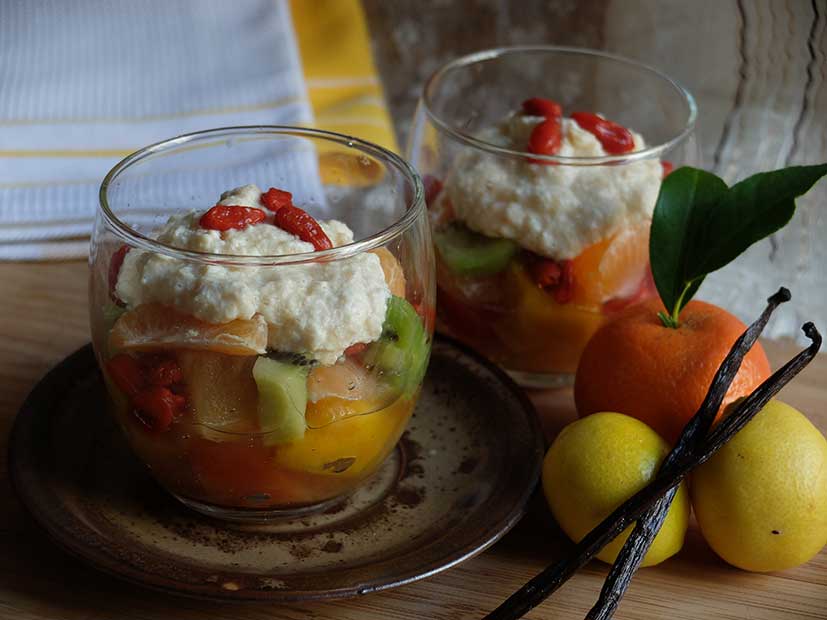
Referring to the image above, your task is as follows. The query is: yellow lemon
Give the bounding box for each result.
[542,412,690,566]
[691,399,827,572]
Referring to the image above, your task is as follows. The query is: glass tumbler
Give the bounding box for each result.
[90,127,434,521]
[407,46,699,387]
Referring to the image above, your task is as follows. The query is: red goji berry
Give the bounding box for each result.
[199,205,266,231]
[108,245,129,305]
[553,260,575,304]
[527,257,575,304]
[132,386,181,433]
[522,97,563,119]
[147,358,183,387]
[344,342,369,357]
[571,111,635,155]
[661,161,674,178]
[527,118,562,164]
[261,187,293,212]
[528,258,562,289]
[274,205,333,251]
[423,175,444,208]
[106,354,145,397]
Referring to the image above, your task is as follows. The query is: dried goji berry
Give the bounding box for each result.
[261,187,293,212]
[661,161,674,178]
[527,118,562,163]
[199,205,266,231]
[423,175,444,208]
[147,358,183,387]
[528,258,562,289]
[108,245,129,305]
[571,111,634,155]
[132,386,180,432]
[274,205,333,251]
[344,342,369,357]
[522,97,563,119]
[553,260,575,304]
[106,354,145,397]
[527,257,575,304]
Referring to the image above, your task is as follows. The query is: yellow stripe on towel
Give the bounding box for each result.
[289,0,398,153]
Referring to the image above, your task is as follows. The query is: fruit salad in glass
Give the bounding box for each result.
[90,128,434,520]
[408,47,698,386]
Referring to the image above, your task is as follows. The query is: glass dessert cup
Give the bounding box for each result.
[407,46,699,387]
[90,127,434,521]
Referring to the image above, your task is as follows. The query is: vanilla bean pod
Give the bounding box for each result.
[482,320,820,620]
[585,288,790,620]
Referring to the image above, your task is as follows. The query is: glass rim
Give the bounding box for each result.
[422,45,698,166]
[99,126,425,266]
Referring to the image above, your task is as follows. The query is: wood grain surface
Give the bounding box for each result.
[2,1,826,618]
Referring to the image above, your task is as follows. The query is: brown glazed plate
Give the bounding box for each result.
[8,335,544,602]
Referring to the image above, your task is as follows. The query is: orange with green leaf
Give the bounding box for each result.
[574,164,827,443]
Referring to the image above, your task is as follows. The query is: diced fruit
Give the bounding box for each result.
[372,247,407,297]
[261,187,293,212]
[273,395,414,478]
[132,385,181,433]
[177,351,258,434]
[273,204,333,251]
[308,357,375,403]
[146,358,184,386]
[199,205,266,231]
[522,97,563,119]
[571,224,651,306]
[364,296,429,394]
[110,304,267,356]
[306,395,391,429]
[434,223,518,277]
[252,356,309,444]
[527,256,575,304]
[527,117,563,162]
[504,262,604,373]
[106,354,145,397]
[571,111,635,155]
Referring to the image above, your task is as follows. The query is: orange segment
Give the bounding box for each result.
[110,303,267,356]
[372,247,406,297]
[572,224,650,306]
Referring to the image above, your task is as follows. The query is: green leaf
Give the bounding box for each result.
[650,167,727,316]
[689,164,827,278]
[649,163,827,326]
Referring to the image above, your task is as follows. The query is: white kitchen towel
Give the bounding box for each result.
[0,0,314,260]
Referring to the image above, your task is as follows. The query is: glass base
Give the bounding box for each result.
[170,444,405,524]
[172,493,348,523]
[506,368,574,389]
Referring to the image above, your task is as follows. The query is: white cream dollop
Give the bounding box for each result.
[442,113,663,259]
[116,185,391,365]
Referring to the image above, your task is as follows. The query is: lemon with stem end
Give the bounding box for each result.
[542,412,690,566]
[691,399,827,572]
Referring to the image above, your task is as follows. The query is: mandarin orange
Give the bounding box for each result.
[573,298,771,443]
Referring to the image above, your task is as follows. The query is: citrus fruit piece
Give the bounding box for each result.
[272,395,414,478]
[176,350,258,434]
[543,412,690,566]
[373,247,407,298]
[692,399,827,572]
[574,298,771,443]
[110,303,267,356]
[572,223,650,306]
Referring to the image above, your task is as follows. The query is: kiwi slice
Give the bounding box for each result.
[252,356,309,445]
[365,296,430,395]
[434,223,518,277]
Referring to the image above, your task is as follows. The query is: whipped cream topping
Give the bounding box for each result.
[441,113,663,259]
[116,185,391,365]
